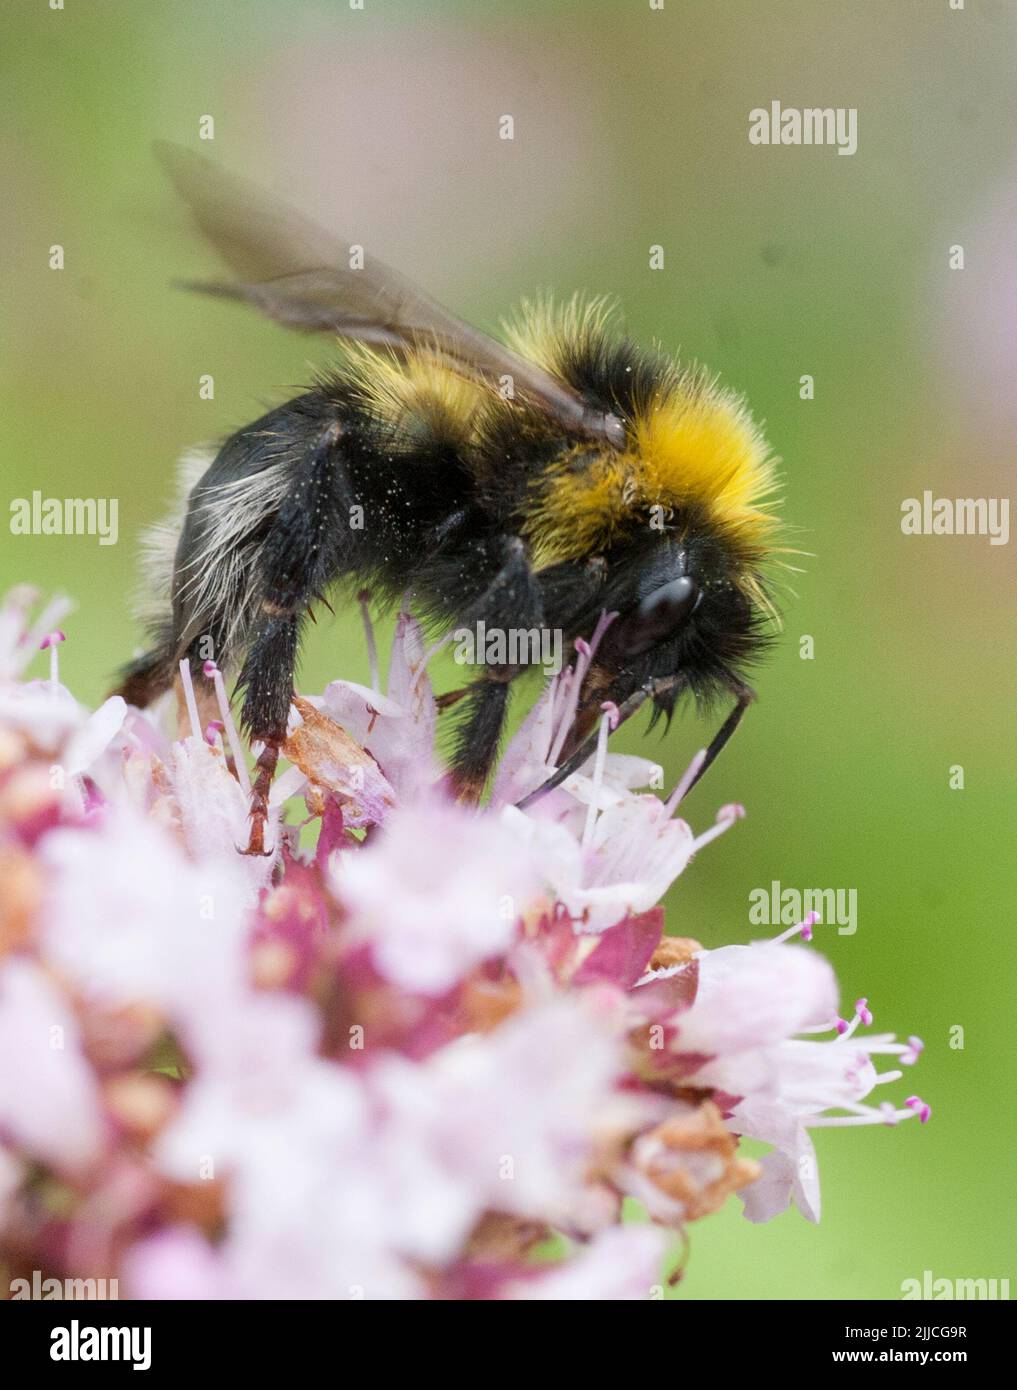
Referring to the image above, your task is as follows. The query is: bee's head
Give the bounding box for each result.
[511,299,783,731]
[576,525,774,729]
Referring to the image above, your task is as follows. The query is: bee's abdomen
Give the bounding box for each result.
[170,393,351,667]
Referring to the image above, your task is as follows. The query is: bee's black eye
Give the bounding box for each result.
[616,576,700,656]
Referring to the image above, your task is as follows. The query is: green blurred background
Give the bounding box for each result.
[2,0,1014,1299]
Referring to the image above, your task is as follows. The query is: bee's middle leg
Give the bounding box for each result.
[438,535,542,803]
[449,674,513,804]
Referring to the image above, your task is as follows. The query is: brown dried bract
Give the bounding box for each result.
[633,1099,760,1222]
[284,697,395,815]
[648,936,703,973]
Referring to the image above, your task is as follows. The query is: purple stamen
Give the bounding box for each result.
[663,747,707,817]
[566,609,618,729]
[581,709,615,851]
[906,1095,931,1123]
[41,629,67,688]
[410,630,452,696]
[178,659,202,743]
[902,1035,924,1065]
[772,908,819,945]
[208,665,251,796]
[14,594,72,677]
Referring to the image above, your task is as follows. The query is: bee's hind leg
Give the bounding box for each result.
[246,737,282,859]
[235,611,300,857]
[234,418,348,855]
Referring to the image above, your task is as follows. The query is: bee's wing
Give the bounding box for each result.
[155,143,623,447]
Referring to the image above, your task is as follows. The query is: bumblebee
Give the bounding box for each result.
[117,145,782,854]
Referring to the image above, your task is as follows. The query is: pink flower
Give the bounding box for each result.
[39,810,255,1061]
[146,996,636,1295]
[0,588,72,683]
[490,621,615,811]
[731,1105,822,1223]
[151,992,421,1299]
[318,608,439,804]
[506,1225,670,1300]
[369,996,638,1257]
[334,797,541,994]
[727,1004,930,1225]
[166,737,278,891]
[123,1226,230,1301]
[0,958,104,1171]
[494,626,743,933]
[62,696,128,781]
[504,795,738,935]
[639,929,929,1223]
[0,588,930,1298]
[0,686,126,775]
[660,940,839,1065]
